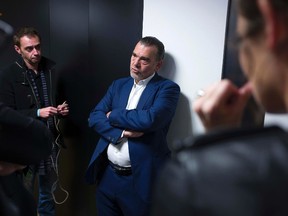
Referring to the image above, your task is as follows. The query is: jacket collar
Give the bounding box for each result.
[172,125,285,153]
[15,56,56,71]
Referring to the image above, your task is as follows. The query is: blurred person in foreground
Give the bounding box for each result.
[152,0,288,216]
[86,36,180,216]
[0,102,53,216]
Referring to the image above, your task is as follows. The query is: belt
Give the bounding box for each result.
[109,161,132,176]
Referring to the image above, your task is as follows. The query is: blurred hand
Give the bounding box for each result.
[0,161,26,176]
[193,79,253,132]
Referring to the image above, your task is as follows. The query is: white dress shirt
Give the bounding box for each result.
[107,73,155,167]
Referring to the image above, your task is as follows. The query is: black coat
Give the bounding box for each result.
[152,126,288,216]
[0,56,57,118]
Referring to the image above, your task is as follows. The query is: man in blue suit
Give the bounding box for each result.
[86,36,180,216]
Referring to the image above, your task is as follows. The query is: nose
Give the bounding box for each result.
[133,58,140,68]
[33,47,40,55]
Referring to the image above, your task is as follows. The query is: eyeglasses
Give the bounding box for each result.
[234,33,249,50]
[232,18,264,51]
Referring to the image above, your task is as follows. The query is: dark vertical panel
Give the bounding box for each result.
[89,0,143,83]
[0,0,50,69]
[221,0,264,127]
[221,0,243,86]
[49,1,96,215]
[50,0,91,134]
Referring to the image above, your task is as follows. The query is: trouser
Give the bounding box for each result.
[24,167,56,216]
[96,164,150,216]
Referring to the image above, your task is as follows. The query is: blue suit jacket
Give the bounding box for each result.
[86,73,180,201]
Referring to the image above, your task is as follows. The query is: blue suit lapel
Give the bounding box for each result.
[119,78,134,108]
[137,74,160,109]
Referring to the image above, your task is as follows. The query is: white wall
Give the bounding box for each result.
[143,0,229,145]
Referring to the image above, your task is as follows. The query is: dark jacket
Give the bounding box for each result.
[151,126,288,216]
[0,56,57,118]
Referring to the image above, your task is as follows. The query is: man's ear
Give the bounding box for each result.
[14,45,21,55]
[156,60,163,72]
[257,0,286,50]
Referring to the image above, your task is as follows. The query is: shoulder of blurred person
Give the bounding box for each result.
[0,102,52,165]
[151,126,288,216]
[0,172,37,216]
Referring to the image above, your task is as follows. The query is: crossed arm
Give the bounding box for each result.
[89,80,180,143]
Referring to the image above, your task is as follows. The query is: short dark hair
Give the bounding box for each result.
[237,0,288,39]
[139,36,165,61]
[13,27,41,47]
